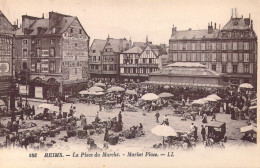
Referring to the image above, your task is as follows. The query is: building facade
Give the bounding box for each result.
[120,42,167,82]
[89,37,130,82]
[14,12,90,99]
[0,11,15,110]
[169,13,257,87]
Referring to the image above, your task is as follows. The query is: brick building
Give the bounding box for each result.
[169,12,257,87]
[0,11,15,110]
[14,12,90,99]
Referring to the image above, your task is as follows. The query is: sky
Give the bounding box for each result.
[0,0,259,45]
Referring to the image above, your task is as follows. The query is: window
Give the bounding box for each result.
[36,39,41,45]
[93,50,96,53]
[233,42,237,50]
[22,48,28,57]
[89,56,92,61]
[70,28,73,33]
[192,43,195,50]
[212,64,216,71]
[22,62,27,70]
[233,65,237,73]
[244,53,249,62]
[52,28,56,34]
[130,59,133,64]
[36,48,41,57]
[135,59,138,64]
[146,50,150,54]
[22,39,28,45]
[182,53,186,61]
[173,53,177,61]
[90,65,94,69]
[177,53,182,61]
[172,43,177,50]
[95,65,98,69]
[79,29,82,34]
[103,65,107,70]
[49,62,56,73]
[222,43,226,50]
[222,53,227,62]
[124,68,127,73]
[244,65,249,73]
[143,68,146,74]
[212,53,217,61]
[191,53,196,61]
[212,43,216,50]
[133,68,136,73]
[49,48,55,57]
[201,53,205,62]
[244,42,249,50]
[50,39,55,45]
[114,64,117,70]
[109,65,113,70]
[75,43,77,47]
[31,63,35,72]
[149,58,152,64]
[93,56,96,61]
[182,43,186,50]
[201,43,205,50]
[41,59,49,73]
[143,58,146,63]
[98,56,100,61]
[222,65,227,73]
[36,62,41,72]
[232,53,238,62]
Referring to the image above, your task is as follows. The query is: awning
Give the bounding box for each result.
[141,81,224,88]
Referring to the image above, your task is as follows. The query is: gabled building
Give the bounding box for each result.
[89,36,130,82]
[14,12,90,99]
[0,10,15,110]
[120,38,167,82]
[169,10,257,87]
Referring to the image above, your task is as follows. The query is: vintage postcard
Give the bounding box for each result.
[0,0,259,167]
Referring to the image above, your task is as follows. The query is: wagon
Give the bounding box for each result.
[206,121,226,143]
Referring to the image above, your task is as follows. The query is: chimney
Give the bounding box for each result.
[129,37,132,48]
[146,35,148,44]
[42,13,44,19]
[208,22,213,34]
[17,19,18,27]
[235,8,237,18]
[244,18,250,26]
[172,24,177,36]
[251,20,253,29]
[214,23,216,29]
[231,8,233,18]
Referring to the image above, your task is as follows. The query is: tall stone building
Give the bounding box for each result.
[0,11,15,110]
[169,12,257,87]
[14,12,90,99]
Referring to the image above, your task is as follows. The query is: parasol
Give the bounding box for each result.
[203,97,217,102]
[207,94,221,100]
[37,103,53,109]
[240,125,257,133]
[192,99,206,105]
[107,86,125,92]
[239,83,254,89]
[125,89,138,95]
[151,124,177,145]
[141,93,159,101]
[158,92,174,98]
[88,86,104,92]
[94,83,106,87]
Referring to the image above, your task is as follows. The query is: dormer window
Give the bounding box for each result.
[234,22,238,26]
[79,29,82,34]
[93,50,96,53]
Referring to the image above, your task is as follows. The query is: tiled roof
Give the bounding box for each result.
[166,62,206,68]
[89,39,107,56]
[122,46,143,54]
[222,18,250,31]
[132,42,146,47]
[15,15,76,36]
[105,38,130,52]
[170,29,220,40]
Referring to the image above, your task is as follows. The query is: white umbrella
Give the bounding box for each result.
[192,99,206,105]
[158,92,174,98]
[88,86,103,92]
[240,125,257,133]
[141,93,159,101]
[207,94,221,100]
[94,83,106,87]
[79,90,91,94]
[151,124,177,137]
[204,97,217,102]
[125,89,138,95]
[107,86,125,92]
[239,83,254,89]
[94,92,105,96]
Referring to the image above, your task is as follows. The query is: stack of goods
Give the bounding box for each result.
[108,135,119,145]
[20,122,37,129]
[77,130,88,139]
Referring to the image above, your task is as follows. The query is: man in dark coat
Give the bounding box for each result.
[201,125,206,142]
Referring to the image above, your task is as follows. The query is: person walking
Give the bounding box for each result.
[118,111,122,123]
[201,125,206,142]
[211,112,217,121]
[30,105,35,120]
[155,111,160,123]
[121,101,125,112]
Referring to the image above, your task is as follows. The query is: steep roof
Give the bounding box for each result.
[222,18,251,31]
[132,42,146,48]
[0,10,14,33]
[105,38,130,53]
[89,39,107,56]
[122,45,144,54]
[170,29,220,40]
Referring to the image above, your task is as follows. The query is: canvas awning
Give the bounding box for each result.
[141,81,224,88]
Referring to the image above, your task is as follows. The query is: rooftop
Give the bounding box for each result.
[222,17,251,31]
[170,29,220,40]
[122,45,144,54]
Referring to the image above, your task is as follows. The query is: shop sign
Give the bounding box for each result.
[35,86,43,98]
[19,85,29,95]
